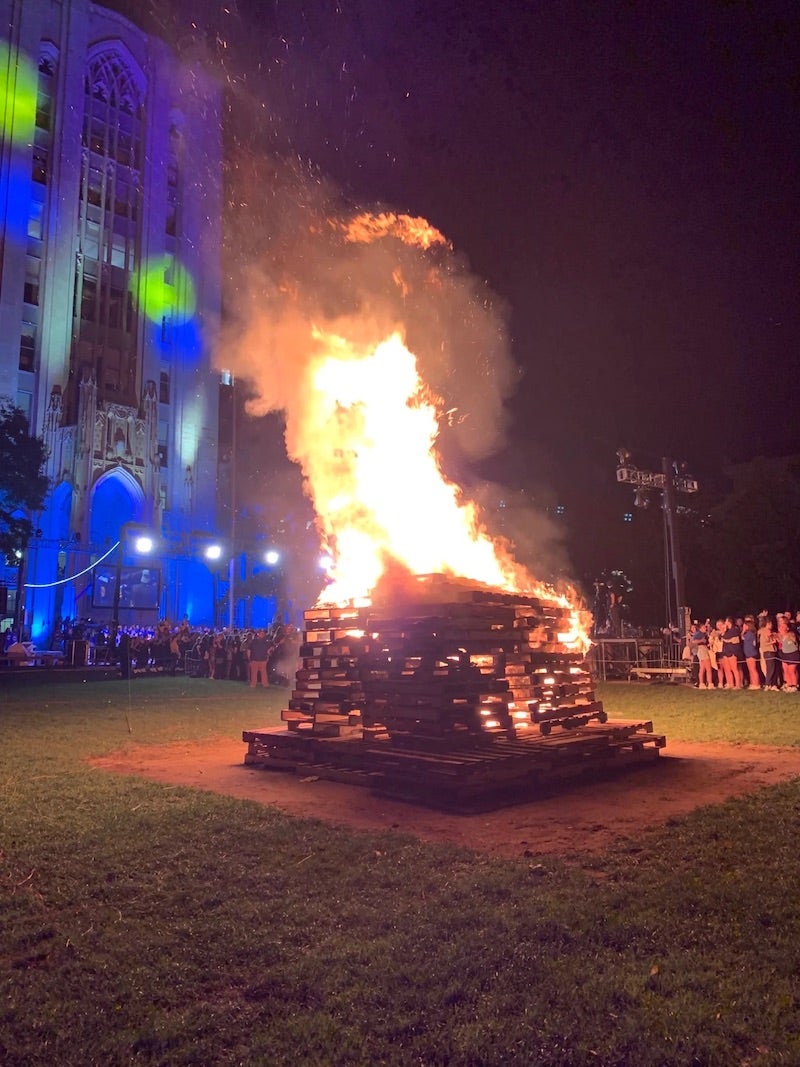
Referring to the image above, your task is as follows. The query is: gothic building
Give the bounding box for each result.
[0,0,227,640]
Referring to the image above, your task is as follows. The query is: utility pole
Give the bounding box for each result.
[616,450,699,633]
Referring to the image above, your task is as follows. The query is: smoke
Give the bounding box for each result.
[219,152,520,463]
[217,152,577,598]
[466,481,574,592]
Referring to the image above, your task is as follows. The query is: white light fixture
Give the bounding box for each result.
[205,544,222,561]
[264,549,280,566]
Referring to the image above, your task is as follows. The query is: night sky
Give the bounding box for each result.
[129,0,800,536]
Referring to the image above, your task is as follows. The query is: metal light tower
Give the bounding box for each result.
[616,450,699,632]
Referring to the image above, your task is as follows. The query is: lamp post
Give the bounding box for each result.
[204,542,223,627]
[12,546,24,638]
[227,556,235,630]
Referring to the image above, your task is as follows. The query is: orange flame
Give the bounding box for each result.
[392,267,409,298]
[295,327,589,651]
[339,211,452,250]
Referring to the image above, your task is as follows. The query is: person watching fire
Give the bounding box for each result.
[247,628,271,688]
[720,616,742,690]
[776,615,799,692]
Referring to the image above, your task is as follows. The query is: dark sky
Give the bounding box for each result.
[132,0,800,497]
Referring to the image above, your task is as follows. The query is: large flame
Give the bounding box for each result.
[222,188,590,652]
[293,326,589,651]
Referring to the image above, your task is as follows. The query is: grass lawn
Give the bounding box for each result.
[1,676,799,1066]
[601,679,800,747]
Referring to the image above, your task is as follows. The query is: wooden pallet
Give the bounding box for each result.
[289,584,602,743]
[251,581,666,807]
[242,718,666,809]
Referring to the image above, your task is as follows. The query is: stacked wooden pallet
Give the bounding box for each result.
[283,604,371,738]
[360,601,515,740]
[242,718,667,808]
[279,578,604,742]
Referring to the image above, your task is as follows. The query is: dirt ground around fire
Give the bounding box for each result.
[89,736,800,861]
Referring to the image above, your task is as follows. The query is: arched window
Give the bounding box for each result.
[74,46,144,406]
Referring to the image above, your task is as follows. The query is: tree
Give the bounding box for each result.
[0,399,49,563]
[683,456,800,615]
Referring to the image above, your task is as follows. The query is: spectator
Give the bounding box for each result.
[708,619,725,689]
[777,615,799,692]
[720,616,742,690]
[741,616,761,689]
[229,633,247,681]
[758,615,780,690]
[247,628,271,688]
[210,633,228,680]
[169,630,181,675]
[690,621,714,689]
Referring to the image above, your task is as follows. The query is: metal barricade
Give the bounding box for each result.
[590,637,690,682]
[184,653,205,678]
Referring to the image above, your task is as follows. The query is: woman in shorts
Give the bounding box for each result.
[720,616,742,690]
[691,622,714,689]
[777,615,799,692]
[741,616,761,689]
[708,619,724,688]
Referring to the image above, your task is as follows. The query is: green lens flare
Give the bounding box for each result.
[0,42,37,144]
[131,255,197,322]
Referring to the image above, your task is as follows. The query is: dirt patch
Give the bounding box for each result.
[88,738,800,860]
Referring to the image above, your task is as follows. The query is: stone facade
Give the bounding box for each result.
[0,0,223,639]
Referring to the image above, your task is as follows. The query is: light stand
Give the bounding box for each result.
[616,450,699,632]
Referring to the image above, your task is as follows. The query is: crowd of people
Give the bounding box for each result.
[687,612,800,691]
[11,607,800,695]
[115,619,301,686]
[184,622,301,686]
[36,617,301,686]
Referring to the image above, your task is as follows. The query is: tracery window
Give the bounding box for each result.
[75,48,144,405]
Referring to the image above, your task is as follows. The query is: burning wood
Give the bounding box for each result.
[229,204,665,802]
[282,575,605,744]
